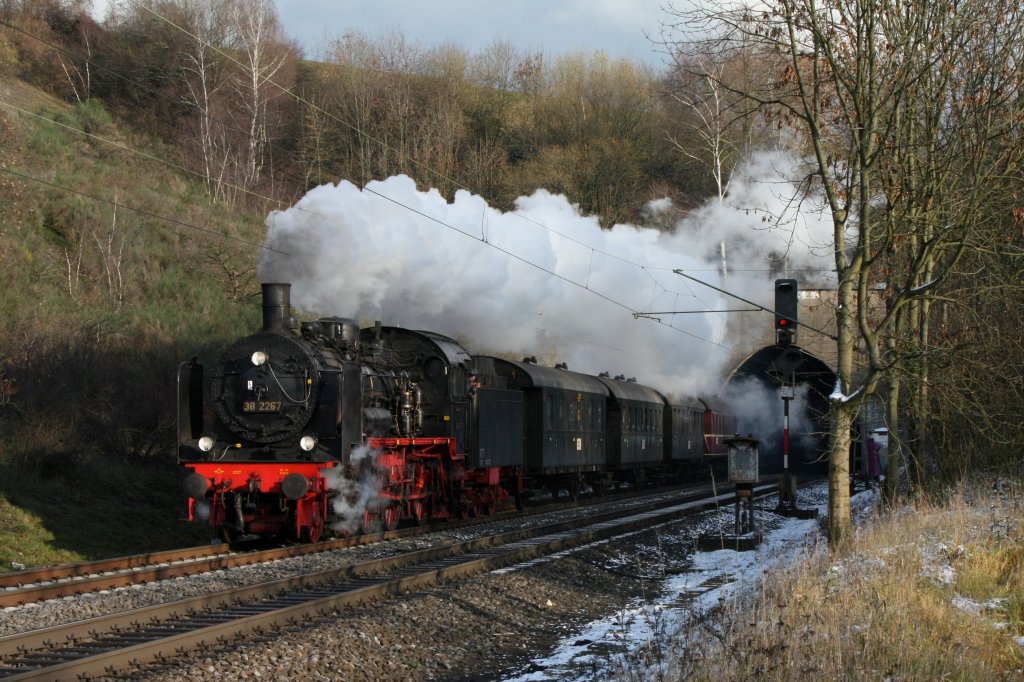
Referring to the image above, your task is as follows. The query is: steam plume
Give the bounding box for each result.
[258,151,833,394]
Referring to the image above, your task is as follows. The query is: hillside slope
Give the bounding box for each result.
[0,73,264,564]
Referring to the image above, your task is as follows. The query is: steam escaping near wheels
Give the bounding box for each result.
[323,444,382,536]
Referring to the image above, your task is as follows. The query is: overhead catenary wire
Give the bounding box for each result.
[121,1,723,324]
[0,166,290,256]
[0,17,323,214]
[3,5,756,349]
[672,269,838,341]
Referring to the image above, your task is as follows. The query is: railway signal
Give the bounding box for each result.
[775,278,798,346]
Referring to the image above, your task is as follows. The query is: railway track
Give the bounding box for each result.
[0,482,779,681]
[2,490,614,608]
[0,481,733,608]
[0,514,506,608]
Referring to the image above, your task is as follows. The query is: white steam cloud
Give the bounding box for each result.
[258,151,833,395]
[322,444,380,535]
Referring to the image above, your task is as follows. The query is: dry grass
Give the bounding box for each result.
[672,479,1024,681]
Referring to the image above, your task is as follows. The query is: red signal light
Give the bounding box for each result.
[774,279,798,333]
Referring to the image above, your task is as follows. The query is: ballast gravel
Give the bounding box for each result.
[1,492,745,681]
[122,553,656,682]
[1,536,679,681]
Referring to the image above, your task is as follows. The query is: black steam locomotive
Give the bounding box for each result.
[178,283,735,544]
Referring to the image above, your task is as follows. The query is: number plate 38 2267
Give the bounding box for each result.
[242,400,282,413]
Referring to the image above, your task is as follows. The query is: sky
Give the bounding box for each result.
[270,0,675,69]
[90,1,676,69]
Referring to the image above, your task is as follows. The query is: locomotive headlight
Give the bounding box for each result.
[251,350,269,366]
[299,435,317,452]
[198,436,215,452]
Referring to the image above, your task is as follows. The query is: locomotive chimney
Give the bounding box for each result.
[261,282,291,333]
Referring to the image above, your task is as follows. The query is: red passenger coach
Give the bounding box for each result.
[700,396,737,457]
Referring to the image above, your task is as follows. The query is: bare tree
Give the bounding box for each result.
[226,0,289,191]
[55,24,92,102]
[63,232,84,300]
[663,0,1024,547]
[662,51,756,203]
[177,0,233,200]
[872,2,1024,499]
[295,85,330,187]
[661,46,768,275]
[92,193,125,310]
[470,39,520,90]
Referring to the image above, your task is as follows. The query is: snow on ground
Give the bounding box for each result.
[502,481,833,681]
[502,477,1024,680]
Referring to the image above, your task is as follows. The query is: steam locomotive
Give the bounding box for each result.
[177,283,736,544]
